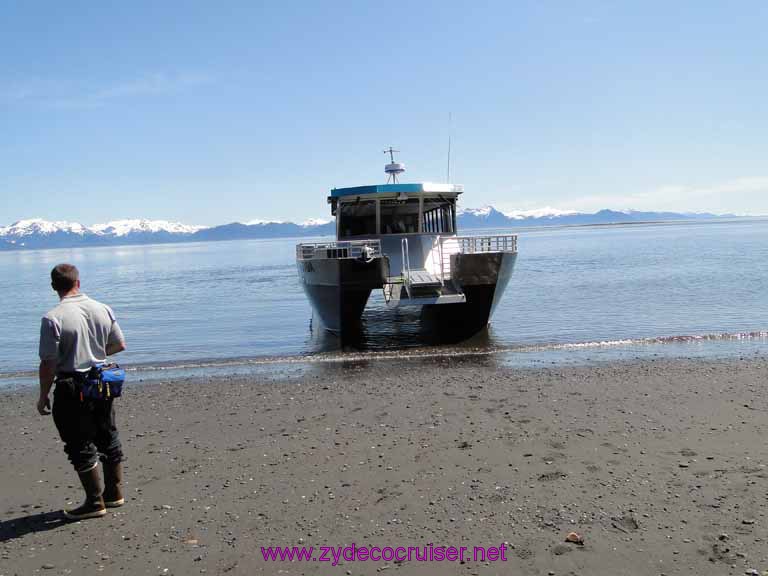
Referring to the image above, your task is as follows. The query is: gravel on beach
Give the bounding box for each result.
[1,356,767,575]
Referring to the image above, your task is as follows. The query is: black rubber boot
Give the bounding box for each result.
[64,464,107,520]
[103,461,125,508]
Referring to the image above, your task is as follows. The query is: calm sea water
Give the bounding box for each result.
[1,219,767,385]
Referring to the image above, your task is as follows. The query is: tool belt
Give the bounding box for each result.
[57,363,126,401]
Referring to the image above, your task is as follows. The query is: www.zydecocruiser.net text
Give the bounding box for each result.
[261,543,509,565]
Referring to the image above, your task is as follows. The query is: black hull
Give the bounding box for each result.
[298,257,387,335]
[299,251,516,340]
[423,251,517,338]
[305,284,372,335]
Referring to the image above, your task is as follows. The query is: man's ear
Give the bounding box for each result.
[76,279,81,289]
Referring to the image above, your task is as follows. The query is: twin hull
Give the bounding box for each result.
[297,251,517,337]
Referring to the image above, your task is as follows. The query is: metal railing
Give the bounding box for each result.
[449,235,518,254]
[402,235,517,292]
[296,239,382,261]
[401,237,412,298]
[438,236,454,281]
[434,235,517,283]
[425,235,449,285]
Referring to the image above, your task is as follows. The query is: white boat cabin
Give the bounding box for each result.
[328,183,464,285]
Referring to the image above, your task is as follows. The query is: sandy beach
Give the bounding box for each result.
[1,356,767,575]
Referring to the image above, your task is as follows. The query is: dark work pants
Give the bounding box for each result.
[52,378,123,473]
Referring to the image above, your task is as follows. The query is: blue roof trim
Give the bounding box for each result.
[330,184,425,198]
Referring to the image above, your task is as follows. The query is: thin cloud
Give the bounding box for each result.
[88,72,211,101]
[560,177,768,215]
[0,78,61,103]
[1,72,213,108]
[53,72,213,108]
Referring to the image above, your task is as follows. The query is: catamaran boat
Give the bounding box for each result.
[296,150,518,338]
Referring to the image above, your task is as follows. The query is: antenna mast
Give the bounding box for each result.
[446,112,452,183]
[383,147,405,183]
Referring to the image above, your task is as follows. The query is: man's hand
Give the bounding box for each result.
[37,394,51,415]
[38,359,56,416]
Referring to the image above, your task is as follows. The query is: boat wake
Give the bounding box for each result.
[543,330,768,349]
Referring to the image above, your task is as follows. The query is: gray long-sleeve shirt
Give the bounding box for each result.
[39,293,125,373]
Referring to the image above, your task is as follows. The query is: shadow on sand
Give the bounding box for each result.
[0,510,70,543]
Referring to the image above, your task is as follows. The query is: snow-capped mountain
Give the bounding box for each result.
[243,218,331,227]
[0,218,206,249]
[0,208,739,250]
[0,218,89,237]
[243,219,286,226]
[504,207,578,220]
[300,218,332,227]
[458,206,575,220]
[457,206,579,227]
[192,219,335,242]
[90,219,205,237]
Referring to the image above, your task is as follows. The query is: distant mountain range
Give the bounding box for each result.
[0,208,741,251]
[456,206,734,228]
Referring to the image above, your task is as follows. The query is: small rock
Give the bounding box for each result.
[42,564,55,570]
[742,519,756,525]
[565,532,584,545]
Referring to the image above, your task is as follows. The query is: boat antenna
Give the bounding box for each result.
[446,112,452,183]
[384,147,405,183]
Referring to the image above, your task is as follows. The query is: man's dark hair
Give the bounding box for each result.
[51,264,79,293]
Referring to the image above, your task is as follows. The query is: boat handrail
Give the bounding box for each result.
[448,234,518,254]
[296,239,382,261]
[435,235,445,286]
[401,237,412,298]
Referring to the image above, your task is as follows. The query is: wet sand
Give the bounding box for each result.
[1,356,767,575]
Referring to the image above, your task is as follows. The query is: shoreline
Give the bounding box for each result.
[2,336,767,390]
[2,356,768,575]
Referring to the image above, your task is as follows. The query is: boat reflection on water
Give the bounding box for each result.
[305,296,501,354]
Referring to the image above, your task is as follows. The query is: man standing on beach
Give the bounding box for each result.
[38,263,127,521]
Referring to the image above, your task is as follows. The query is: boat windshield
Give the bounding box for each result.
[337,195,457,237]
[339,200,377,237]
[380,198,420,234]
[422,198,455,234]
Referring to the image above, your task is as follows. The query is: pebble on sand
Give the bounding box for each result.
[565,532,584,545]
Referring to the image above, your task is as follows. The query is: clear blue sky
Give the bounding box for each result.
[2,1,767,225]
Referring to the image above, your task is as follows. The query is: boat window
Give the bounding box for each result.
[422,198,455,234]
[380,198,420,234]
[339,200,377,237]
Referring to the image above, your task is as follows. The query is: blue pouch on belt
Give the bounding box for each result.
[82,363,126,400]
